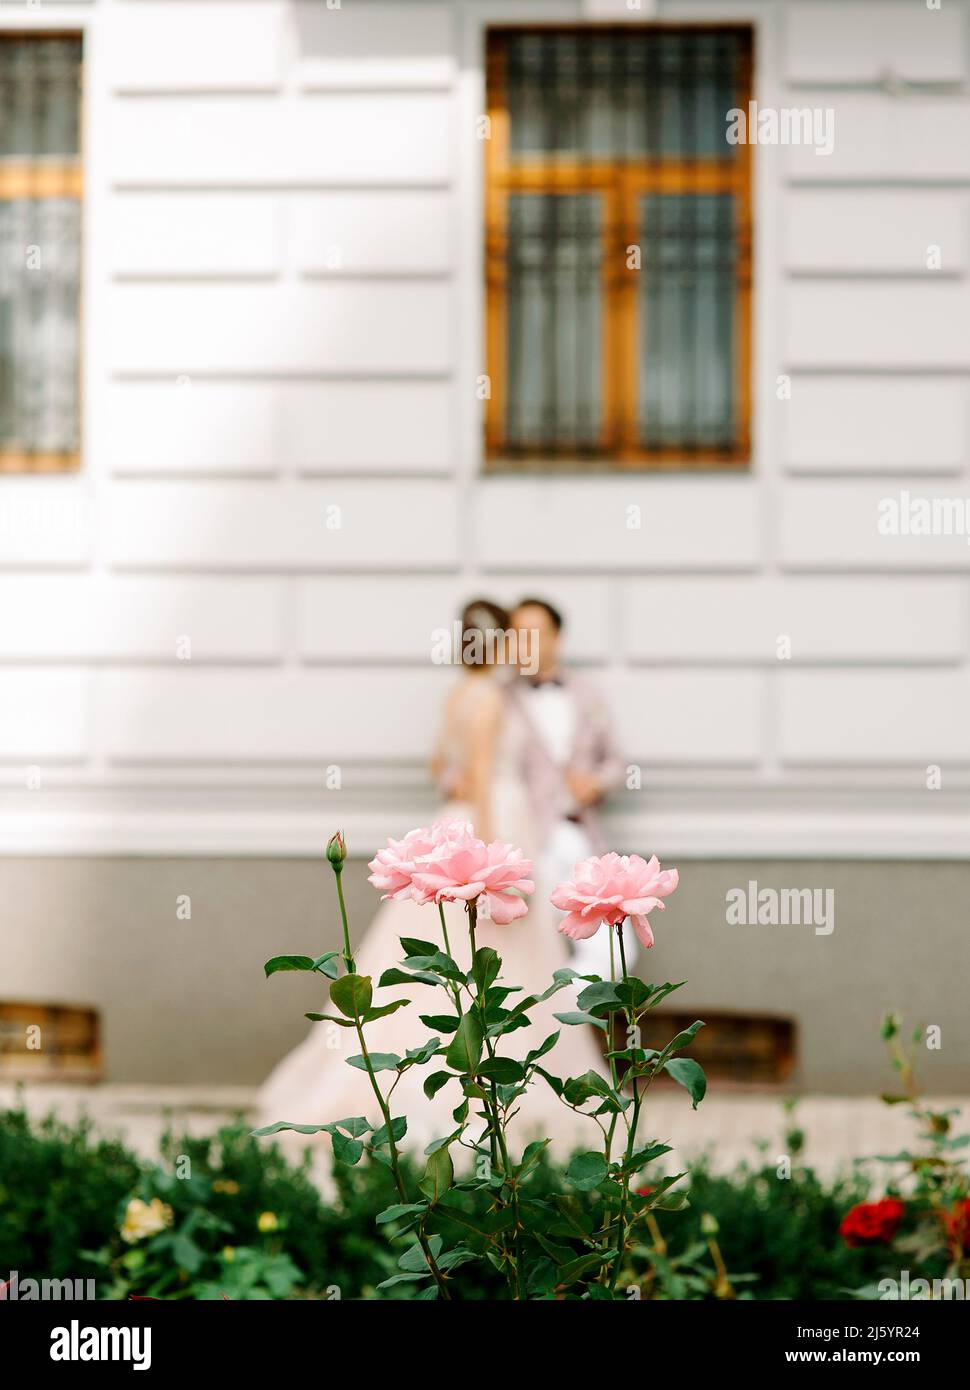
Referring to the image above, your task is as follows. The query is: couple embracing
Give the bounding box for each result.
[259,597,626,1157]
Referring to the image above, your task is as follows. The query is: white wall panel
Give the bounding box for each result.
[784,2,965,85]
[106,380,453,475]
[608,671,763,764]
[780,671,970,763]
[110,194,281,277]
[786,282,970,369]
[786,98,970,182]
[289,192,452,274]
[625,577,964,663]
[781,481,970,570]
[785,190,967,275]
[477,480,760,571]
[784,378,967,472]
[0,577,281,661]
[107,2,284,92]
[98,669,449,762]
[109,282,452,374]
[294,1,455,89]
[0,673,88,760]
[105,482,460,570]
[109,94,453,186]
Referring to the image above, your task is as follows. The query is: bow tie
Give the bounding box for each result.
[527,676,563,688]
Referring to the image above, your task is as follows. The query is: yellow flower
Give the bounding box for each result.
[257,1211,279,1233]
[223,1246,236,1262]
[120,1197,173,1245]
[212,1179,241,1195]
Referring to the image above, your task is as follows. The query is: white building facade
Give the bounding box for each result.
[1,0,968,1089]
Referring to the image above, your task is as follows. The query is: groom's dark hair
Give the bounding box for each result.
[516,596,563,632]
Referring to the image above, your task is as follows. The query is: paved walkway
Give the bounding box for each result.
[3,1082,965,1180]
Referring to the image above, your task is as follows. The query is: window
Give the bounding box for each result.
[485,27,752,469]
[0,34,82,473]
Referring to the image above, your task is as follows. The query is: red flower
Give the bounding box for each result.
[839,1198,905,1247]
[635,1185,655,1198]
[945,1198,970,1248]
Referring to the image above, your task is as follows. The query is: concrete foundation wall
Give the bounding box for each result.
[2,856,966,1094]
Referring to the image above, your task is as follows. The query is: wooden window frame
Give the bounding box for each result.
[484,24,753,473]
[0,30,83,475]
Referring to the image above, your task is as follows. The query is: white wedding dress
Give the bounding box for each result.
[257,676,608,1175]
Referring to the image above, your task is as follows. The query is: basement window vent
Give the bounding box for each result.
[638,1011,795,1086]
[0,1002,102,1082]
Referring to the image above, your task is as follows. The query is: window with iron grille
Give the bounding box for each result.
[485,27,753,470]
[0,34,82,474]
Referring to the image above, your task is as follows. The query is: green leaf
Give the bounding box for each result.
[379,967,440,988]
[303,1013,355,1027]
[402,951,464,981]
[346,1052,401,1073]
[404,1037,441,1066]
[371,1116,407,1147]
[331,1131,364,1165]
[515,1138,551,1179]
[399,1236,443,1273]
[362,998,410,1022]
[663,1057,707,1109]
[376,1203,425,1226]
[554,1010,608,1031]
[576,981,623,1015]
[658,1020,705,1061]
[330,973,373,1020]
[420,1013,460,1033]
[264,954,315,977]
[312,952,341,979]
[526,1031,560,1062]
[423,1070,455,1100]
[333,1116,371,1137]
[477,1056,526,1084]
[563,1070,616,1106]
[419,1146,454,1203]
[250,1121,330,1137]
[621,1141,672,1174]
[445,1011,483,1074]
[471,946,501,993]
[565,1150,609,1191]
[399,937,439,958]
[376,1272,429,1290]
[615,977,653,1010]
[555,1250,611,1288]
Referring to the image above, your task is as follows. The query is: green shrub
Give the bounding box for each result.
[0,1101,142,1284]
[0,1100,886,1300]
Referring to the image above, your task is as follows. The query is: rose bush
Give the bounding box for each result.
[255,820,711,1300]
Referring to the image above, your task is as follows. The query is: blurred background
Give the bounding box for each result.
[1,0,968,1166]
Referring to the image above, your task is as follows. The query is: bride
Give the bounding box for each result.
[257,599,608,1166]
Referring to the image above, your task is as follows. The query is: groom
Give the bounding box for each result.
[508,598,629,974]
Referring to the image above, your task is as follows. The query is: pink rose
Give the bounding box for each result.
[367,817,474,900]
[550,852,679,951]
[411,837,535,925]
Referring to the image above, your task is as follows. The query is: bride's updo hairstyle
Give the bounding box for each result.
[460,597,510,668]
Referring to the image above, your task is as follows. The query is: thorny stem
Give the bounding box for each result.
[351,1017,451,1300]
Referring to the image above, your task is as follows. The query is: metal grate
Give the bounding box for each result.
[486,27,753,468]
[637,1010,795,1086]
[0,35,83,473]
[0,1001,102,1082]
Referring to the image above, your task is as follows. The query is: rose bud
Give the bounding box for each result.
[326,831,347,869]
